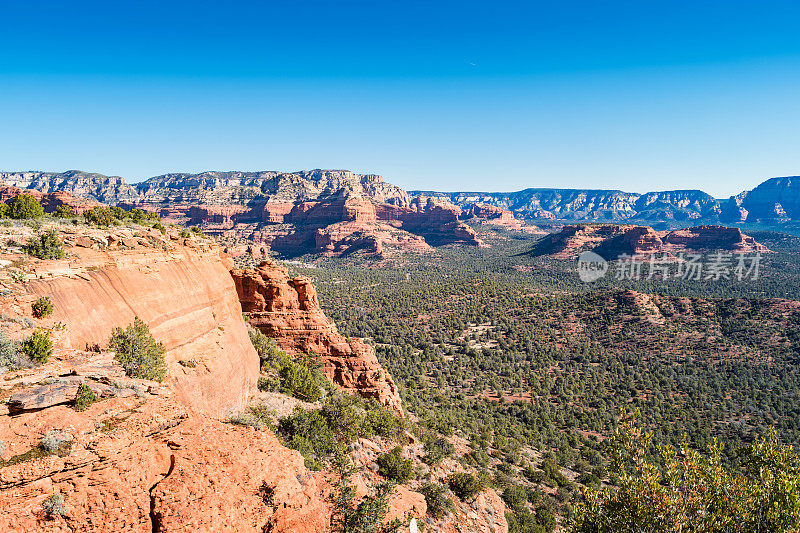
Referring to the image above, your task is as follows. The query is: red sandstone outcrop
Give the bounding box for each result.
[533,223,768,260]
[660,225,768,253]
[0,225,259,417]
[463,202,523,229]
[530,224,632,258]
[0,362,331,532]
[231,259,403,413]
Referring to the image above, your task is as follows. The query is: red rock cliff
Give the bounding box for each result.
[22,228,259,418]
[230,259,403,414]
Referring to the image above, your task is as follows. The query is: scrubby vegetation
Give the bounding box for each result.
[572,417,800,533]
[31,296,54,318]
[73,383,96,412]
[21,330,52,364]
[82,205,160,226]
[42,493,69,517]
[6,194,44,219]
[248,328,325,402]
[109,317,167,381]
[330,453,399,533]
[278,391,404,470]
[0,332,27,372]
[23,229,64,259]
[376,446,413,483]
[448,472,483,502]
[275,227,800,527]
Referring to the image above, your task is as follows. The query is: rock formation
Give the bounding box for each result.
[0,365,332,532]
[231,259,403,413]
[0,170,139,204]
[9,168,800,229]
[532,224,768,260]
[9,225,259,417]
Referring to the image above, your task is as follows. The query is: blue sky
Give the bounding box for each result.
[0,1,799,196]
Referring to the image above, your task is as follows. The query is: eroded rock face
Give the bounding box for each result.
[231,260,403,414]
[0,388,331,532]
[13,228,259,418]
[532,223,768,260]
[0,170,139,204]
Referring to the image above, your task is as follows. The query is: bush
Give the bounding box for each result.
[423,435,455,466]
[22,330,52,364]
[23,229,64,259]
[0,332,26,372]
[32,296,54,318]
[279,392,403,467]
[502,484,529,512]
[83,206,117,226]
[153,222,166,234]
[7,194,44,219]
[249,329,288,370]
[52,205,75,218]
[229,412,263,429]
[362,404,404,440]
[376,446,413,483]
[258,375,279,392]
[109,317,167,381]
[420,483,455,518]
[279,359,322,402]
[40,430,68,452]
[42,493,69,517]
[73,383,96,411]
[572,418,800,533]
[279,408,343,461]
[448,472,483,502]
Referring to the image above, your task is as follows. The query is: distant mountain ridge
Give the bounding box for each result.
[2,169,800,228]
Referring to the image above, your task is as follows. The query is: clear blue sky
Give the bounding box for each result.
[1,0,799,197]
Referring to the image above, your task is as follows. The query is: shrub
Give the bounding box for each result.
[22,330,52,364]
[362,404,404,440]
[280,408,343,461]
[73,384,96,411]
[109,317,167,381]
[572,418,800,533]
[7,194,44,219]
[423,435,455,466]
[502,484,529,512]
[376,446,413,483]
[448,472,483,502]
[83,206,118,226]
[249,329,288,370]
[32,296,54,318]
[9,270,28,283]
[0,332,25,372]
[40,430,68,452]
[229,412,263,429]
[52,205,75,218]
[23,229,64,259]
[331,453,395,532]
[42,493,69,517]
[420,483,455,518]
[153,222,166,234]
[258,375,279,391]
[279,359,322,402]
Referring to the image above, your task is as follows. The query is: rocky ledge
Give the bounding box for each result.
[231,259,403,413]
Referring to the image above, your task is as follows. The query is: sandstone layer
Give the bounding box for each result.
[0,359,331,532]
[0,224,259,417]
[533,223,768,260]
[231,259,403,413]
